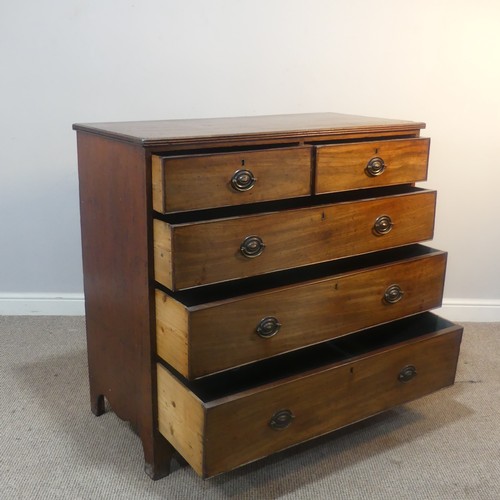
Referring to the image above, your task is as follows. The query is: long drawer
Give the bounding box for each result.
[157,313,462,478]
[152,146,313,213]
[156,245,446,379]
[154,187,436,290]
[315,137,430,194]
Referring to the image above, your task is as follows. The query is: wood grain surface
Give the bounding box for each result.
[76,112,458,481]
[155,292,189,377]
[156,322,462,477]
[154,189,437,290]
[76,132,174,479]
[157,365,205,475]
[155,250,447,378]
[153,221,174,290]
[316,137,430,193]
[73,112,425,148]
[152,146,312,213]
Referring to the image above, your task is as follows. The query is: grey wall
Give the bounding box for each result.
[1,1,499,317]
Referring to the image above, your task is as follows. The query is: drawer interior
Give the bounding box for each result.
[161,312,459,403]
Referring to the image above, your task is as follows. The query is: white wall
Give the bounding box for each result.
[1,0,499,319]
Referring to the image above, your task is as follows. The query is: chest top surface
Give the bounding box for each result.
[73,112,425,148]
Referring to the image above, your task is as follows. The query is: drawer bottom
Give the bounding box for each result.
[157,313,462,478]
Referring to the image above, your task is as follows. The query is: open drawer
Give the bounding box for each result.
[315,137,430,194]
[156,245,447,379]
[157,313,462,478]
[152,146,313,213]
[154,186,437,290]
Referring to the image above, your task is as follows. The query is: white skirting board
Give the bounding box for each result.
[0,293,85,316]
[435,299,500,323]
[0,294,499,321]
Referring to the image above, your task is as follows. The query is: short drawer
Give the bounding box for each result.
[315,137,430,194]
[154,187,436,290]
[157,313,462,478]
[156,245,446,379]
[152,146,312,213]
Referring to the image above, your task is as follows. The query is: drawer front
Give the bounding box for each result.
[157,319,462,477]
[152,146,312,213]
[156,250,447,378]
[154,189,436,290]
[315,138,429,194]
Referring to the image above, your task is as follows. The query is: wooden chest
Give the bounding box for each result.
[74,113,462,479]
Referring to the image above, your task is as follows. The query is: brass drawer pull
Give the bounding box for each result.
[231,169,256,192]
[373,215,393,235]
[384,284,404,304]
[269,409,295,430]
[256,316,281,338]
[398,365,417,383]
[240,235,265,258]
[365,156,386,177]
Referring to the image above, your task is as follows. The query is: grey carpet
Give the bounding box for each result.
[1,316,499,499]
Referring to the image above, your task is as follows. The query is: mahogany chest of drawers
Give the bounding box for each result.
[74,113,462,479]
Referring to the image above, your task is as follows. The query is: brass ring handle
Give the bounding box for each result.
[365,157,386,177]
[384,284,404,304]
[373,215,393,235]
[256,316,281,338]
[231,169,256,192]
[269,409,295,430]
[240,235,265,258]
[398,365,417,383]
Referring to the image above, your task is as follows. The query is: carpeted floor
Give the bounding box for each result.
[1,316,499,499]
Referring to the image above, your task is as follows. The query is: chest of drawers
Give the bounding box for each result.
[74,113,462,479]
